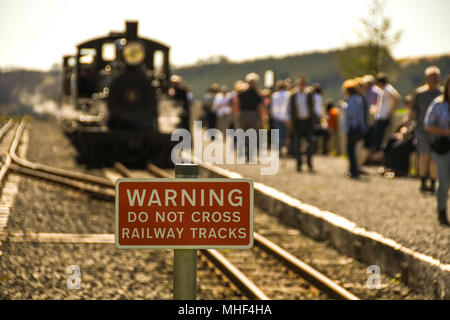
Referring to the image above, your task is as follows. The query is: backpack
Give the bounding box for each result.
[430,137,450,155]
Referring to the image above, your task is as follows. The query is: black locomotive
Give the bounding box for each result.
[61,21,181,167]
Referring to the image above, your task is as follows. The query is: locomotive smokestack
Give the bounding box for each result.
[125,21,138,39]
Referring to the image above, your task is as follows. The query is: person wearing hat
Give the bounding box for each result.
[342,79,368,179]
[270,80,291,153]
[237,73,264,160]
[213,85,232,135]
[369,73,400,163]
[412,66,442,193]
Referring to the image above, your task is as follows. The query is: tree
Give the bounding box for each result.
[337,0,402,78]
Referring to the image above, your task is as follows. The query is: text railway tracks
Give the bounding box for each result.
[1,119,358,300]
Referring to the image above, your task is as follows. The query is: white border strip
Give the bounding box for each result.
[5,232,115,244]
[114,178,254,250]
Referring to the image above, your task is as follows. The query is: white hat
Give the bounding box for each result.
[425,66,441,77]
[245,73,259,82]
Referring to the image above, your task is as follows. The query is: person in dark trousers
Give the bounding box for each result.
[382,122,416,177]
[424,74,450,226]
[342,79,368,179]
[289,75,320,172]
[169,75,191,131]
[237,73,264,161]
[311,83,329,155]
[202,83,219,131]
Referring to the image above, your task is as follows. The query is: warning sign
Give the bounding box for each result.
[115,178,253,249]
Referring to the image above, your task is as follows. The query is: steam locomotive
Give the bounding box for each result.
[61,21,181,167]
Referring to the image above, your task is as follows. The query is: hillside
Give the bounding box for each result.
[0,69,60,116]
[174,50,450,103]
[1,49,449,116]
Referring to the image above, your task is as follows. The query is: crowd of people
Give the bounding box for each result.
[200,73,336,170]
[340,67,450,226]
[170,67,449,226]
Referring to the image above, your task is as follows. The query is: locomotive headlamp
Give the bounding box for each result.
[123,41,146,66]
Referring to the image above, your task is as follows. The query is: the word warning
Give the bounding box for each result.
[115,178,253,249]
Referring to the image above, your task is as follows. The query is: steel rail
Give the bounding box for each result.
[0,119,14,140]
[6,121,114,199]
[254,232,359,300]
[146,163,360,300]
[113,162,135,178]
[200,248,270,300]
[9,163,115,200]
[9,121,114,188]
[0,120,17,184]
[147,163,172,179]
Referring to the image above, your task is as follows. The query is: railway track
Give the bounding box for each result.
[121,163,359,300]
[0,119,16,184]
[1,118,359,300]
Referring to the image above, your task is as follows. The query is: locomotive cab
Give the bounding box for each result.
[62,21,178,167]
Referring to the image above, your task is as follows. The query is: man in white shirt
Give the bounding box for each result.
[213,85,232,135]
[370,73,400,162]
[270,80,290,152]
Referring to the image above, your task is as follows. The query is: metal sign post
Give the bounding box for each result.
[173,164,198,300]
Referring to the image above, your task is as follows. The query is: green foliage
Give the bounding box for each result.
[337,0,402,78]
[337,45,397,79]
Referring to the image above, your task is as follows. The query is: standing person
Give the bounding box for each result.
[342,80,368,179]
[412,66,442,193]
[169,75,191,131]
[424,74,450,226]
[289,75,320,172]
[261,88,272,130]
[325,99,340,155]
[230,80,246,129]
[360,75,382,165]
[311,83,327,154]
[238,73,264,160]
[369,73,400,163]
[202,83,219,131]
[270,80,291,153]
[213,85,232,135]
[363,75,383,112]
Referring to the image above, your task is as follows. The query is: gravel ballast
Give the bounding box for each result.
[0,119,438,299]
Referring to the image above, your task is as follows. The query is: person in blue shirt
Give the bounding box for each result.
[342,79,368,179]
[424,74,450,226]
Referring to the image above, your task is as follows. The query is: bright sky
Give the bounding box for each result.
[1,0,449,71]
